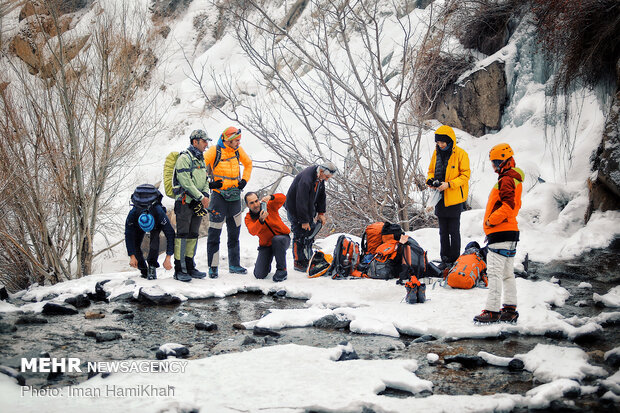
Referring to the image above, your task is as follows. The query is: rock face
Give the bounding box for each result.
[588,71,620,220]
[432,61,508,137]
[41,302,78,315]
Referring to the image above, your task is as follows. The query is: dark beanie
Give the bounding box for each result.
[435,134,452,144]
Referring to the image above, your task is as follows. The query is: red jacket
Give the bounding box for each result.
[483,158,524,243]
[245,193,290,247]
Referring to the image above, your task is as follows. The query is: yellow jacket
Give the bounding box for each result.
[204,140,252,192]
[427,135,470,207]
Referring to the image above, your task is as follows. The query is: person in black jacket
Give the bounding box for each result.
[125,185,175,280]
[285,161,337,271]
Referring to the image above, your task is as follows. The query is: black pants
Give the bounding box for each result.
[438,215,461,263]
[254,235,291,279]
[207,191,242,268]
[134,229,161,273]
[286,211,317,264]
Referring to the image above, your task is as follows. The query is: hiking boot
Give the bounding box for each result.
[209,267,219,279]
[473,310,500,324]
[417,283,426,303]
[500,305,519,324]
[188,268,206,279]
[173,271,192,282]
[139,269,148,279]
[405,285,418,304]
[229,265,247,274]
[294,261,308,272]
[273,269,287,282]
[147,266,157,280]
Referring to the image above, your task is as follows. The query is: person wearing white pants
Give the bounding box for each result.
[474,143,524,324]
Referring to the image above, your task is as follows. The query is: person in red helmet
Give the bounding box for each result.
[474,143,524,324]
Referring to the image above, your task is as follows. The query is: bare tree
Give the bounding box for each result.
[0,0,162,288]
[188,0,455,233]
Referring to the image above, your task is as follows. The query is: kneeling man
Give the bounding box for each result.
[244,192,291,282]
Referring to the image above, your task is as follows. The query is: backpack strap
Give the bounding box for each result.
[211,146,241,180]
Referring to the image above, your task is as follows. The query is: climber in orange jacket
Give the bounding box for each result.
[474,143,524,325]
[203,126,253,278]
[244,192,291,282]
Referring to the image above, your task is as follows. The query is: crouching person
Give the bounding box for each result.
[244,192,291,282]
[474,143,524,324]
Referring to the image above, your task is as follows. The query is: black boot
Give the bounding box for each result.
[185,257,206,279]
[173,259,191,282]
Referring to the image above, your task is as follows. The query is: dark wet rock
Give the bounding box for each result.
[195,322,217,331]
[564,387,581,398]
[112,305,133,315]
[101,372,111,378]
[605,352,620,368]
[84,330,97,337]
[0,365,25,385]
[100,326,126,331]
[241,335,257,345]
[574,330,603,345]
[64,294,90,309]
[42,302,78,315]
[508,359,525,371]
[253,327,281,337]
[0,284,8,300]
[548,400,582,412]
[412,334,436,343]
[444,355,487,368]
[264,336,277,344]
[275,290,287,298]
[87,280,110,302]
[41,293,59,301]
[544,330,566,340]
[313,314,351,329]
[95,332,122,342]
[137,286,181,305]
[337,344,359,361]
[124,279,136,285]
[15,315,48,325]
[0,322,17,333]
[232,323,246,330]
[155,343,189,360]
[109,291,134,302]
[117,313,134,321]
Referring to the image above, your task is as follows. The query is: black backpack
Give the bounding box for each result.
[398,237,441,282]
[130,184,163,212]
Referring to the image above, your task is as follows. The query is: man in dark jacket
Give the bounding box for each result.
[285,161,337,271]
[245,192,291,281]
[125,185,175,280]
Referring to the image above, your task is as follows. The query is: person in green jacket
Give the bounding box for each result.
[173,129,223,282]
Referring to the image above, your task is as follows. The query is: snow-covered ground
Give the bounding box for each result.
[1,0,619,411]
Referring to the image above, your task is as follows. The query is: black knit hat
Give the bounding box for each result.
[435,134,452,144]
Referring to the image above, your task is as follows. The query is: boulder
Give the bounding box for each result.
[0,284,8,300]
[412,334,436,343]
[155,343,189,360]
[508,358,525,371]
[336,342,359,361]
[84,310,105,319]
[137,286,181,306]
[432,61,507,137]
[64,294,90,309]
[41,302,78,315]
[195,322,217,331]
[313,314,351,330]
[0,322,17,334]
[111,305,133,315]
[253,327,281,337]
[88,280,111,302]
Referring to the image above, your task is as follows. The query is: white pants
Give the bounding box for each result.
[485,241,518,312]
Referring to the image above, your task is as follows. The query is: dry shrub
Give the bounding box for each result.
[456,0,522,55]
[532,0,620,93]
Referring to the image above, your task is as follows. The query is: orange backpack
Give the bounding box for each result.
[361,222,384,255]
[327,235,362,279]
[445,250,487,289]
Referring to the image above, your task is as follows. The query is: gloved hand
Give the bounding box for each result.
[193,203,208,217]
[426,178,434,187]
[209,180,223,189]
[238,179,247,190]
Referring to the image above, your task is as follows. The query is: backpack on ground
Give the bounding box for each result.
[366,239,400,279]
[445,241,488,289]
[307,251,333,278]
[361,221,404,255]
[327,235,362,279]
[131,184,163,212]
[399,237,441,282]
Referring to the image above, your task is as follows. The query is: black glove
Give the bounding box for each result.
[238,179,247,190]
[192,203,208,217]
[209,180,223,189]
[426,178,434,187]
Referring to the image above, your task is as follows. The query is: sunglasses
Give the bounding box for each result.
[491,159,503,169]
[225,128,242,141]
